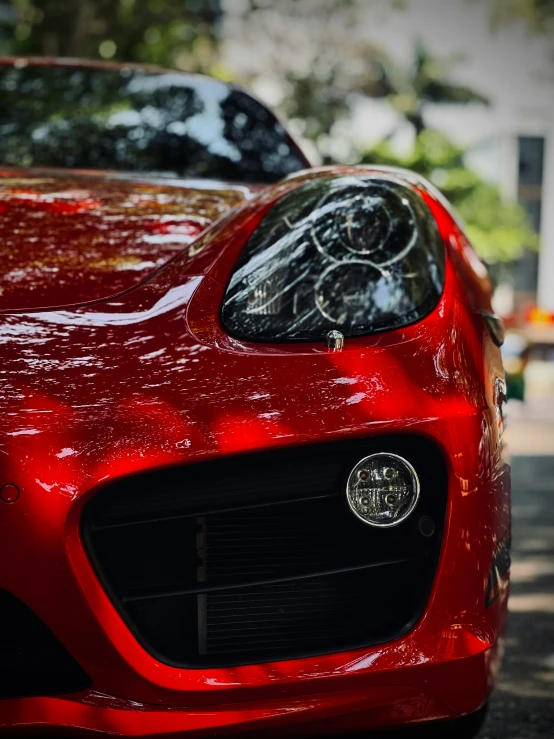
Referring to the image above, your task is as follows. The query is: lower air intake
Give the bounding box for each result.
[0,590,90,698]
[82,436,447,667]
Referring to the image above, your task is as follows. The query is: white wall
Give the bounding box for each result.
[538,122,554,311]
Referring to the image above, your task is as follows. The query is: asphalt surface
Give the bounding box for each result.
[477,455,554,739]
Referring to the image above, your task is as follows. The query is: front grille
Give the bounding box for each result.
[82,436,447,667]
[0,590,90,698]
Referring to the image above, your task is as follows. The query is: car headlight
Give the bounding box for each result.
[221,175,445,342]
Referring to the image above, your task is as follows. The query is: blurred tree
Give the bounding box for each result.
[0,1,492,165]
[220,0,401,163]
[488,0,554,29]
[220,4,490,161]
[378,41,490,135]
[0,0,222,74]
[363,129,538,263]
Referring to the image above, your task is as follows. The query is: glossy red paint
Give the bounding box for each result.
[0,161,510,736]
[0,169,246,311]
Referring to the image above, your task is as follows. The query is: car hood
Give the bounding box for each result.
[0,168,250,312]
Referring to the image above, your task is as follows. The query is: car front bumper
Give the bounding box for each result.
[0,412,509,737]
[0,646,500,737]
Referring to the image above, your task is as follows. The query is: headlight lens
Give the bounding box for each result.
[221,175,445,342]
[346,453,420,527]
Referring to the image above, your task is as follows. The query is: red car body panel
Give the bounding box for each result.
[0,170,246,311]
[0,146,510,734]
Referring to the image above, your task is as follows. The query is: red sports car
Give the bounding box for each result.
[0,59,510,738]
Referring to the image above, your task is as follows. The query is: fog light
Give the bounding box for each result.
[346,453,420,527]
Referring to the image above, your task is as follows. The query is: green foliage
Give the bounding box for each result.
[378,41,490,134]
[488,0,554,30]
[0,0,222,74]
[363,130,538,263]
[219,0,398,164]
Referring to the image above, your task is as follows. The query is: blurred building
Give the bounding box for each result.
[467,109,554,409]
[468,107,554,318]
[500,124,552,316]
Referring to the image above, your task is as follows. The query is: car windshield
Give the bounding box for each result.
[0,62,308,184]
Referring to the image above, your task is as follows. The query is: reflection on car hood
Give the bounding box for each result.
[0,168,249,311]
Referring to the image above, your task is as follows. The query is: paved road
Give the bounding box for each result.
[478,456,554,739]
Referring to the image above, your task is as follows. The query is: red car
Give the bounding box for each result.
[0,59,510,738]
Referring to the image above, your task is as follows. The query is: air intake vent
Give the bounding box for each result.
[0,590,90,698]
[82,436,447,667]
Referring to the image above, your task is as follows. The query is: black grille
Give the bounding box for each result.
[0,590,90,698]
[82,436,447,667]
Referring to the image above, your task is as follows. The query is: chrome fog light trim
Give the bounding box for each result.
[346,453,420,528]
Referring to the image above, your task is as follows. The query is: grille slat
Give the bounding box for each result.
[83,436,446,668]
[122,556,416,602]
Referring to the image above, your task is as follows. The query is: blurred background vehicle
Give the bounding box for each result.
[1,1,553,737]
[502,331,529,401]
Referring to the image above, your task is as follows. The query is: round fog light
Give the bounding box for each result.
[346,453,420,527]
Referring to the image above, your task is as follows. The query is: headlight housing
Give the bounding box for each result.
[221,175,445,342]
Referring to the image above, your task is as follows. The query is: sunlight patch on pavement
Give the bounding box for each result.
[510,558,554,582]
[509,594,554,613]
